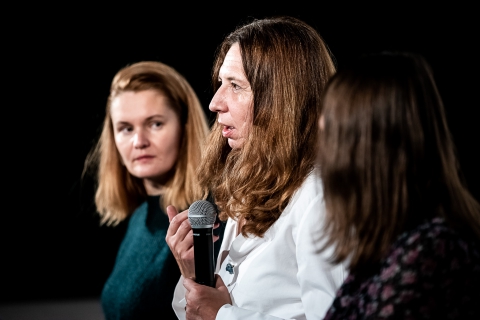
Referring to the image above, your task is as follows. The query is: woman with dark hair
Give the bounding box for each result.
[318,52,480,319]
[166,16,347,319]
[84,61,210,319]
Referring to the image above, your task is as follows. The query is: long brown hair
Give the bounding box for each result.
[199,16,336,237]
[84,61,209,225]
[318,52,480,271]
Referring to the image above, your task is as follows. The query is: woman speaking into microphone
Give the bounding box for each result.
[166,16,347,320]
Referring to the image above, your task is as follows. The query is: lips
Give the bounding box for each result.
[221,125,234,138]
[134,155,154,161]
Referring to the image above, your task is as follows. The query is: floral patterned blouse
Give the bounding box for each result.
[323,217,480,319]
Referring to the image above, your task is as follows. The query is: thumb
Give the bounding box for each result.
[166,205,179,222]
[215,274,228,293]
[183,277,197,291]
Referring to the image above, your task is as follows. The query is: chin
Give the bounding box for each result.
[228,138,243,149]
[131,173,153,180]
[131,169,162,180]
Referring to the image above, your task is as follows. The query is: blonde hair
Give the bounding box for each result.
[318,52,480,271]
[84,61,209,225]
[199,16,336,237]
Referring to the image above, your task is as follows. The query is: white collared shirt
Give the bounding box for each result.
[172,170,347,319]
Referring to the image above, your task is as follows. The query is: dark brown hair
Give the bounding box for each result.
[318,52,480,271]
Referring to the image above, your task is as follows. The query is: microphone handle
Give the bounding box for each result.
[192,227,215,287]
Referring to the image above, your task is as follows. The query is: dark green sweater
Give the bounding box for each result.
[101,196,180,320]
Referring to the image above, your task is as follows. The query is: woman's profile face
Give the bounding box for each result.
[110,89,182,186]
[209,43,253,149]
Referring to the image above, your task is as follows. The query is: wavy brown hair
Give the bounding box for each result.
[318,52,480,271]
[84,61,209,226]
[198,16,336,237]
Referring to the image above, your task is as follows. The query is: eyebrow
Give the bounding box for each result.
[114,114,167,125]
[221,75,249,85]
[218,67,247,80]
[145,114,167,120]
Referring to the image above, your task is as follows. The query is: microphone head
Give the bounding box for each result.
[188,200,217,228]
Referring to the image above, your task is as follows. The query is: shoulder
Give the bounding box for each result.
[392,218,480,264]
[380,217,480,287]
[272,169,327,238]
[327,218,480,319]
[289,169,324,209]
[127,200,149,225]
[133,200,149,215]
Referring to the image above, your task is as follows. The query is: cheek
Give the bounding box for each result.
[168,146,180,168]
[171,133,182,159]
[237,107,252,133]
[114,136,130,161]
[162,128,182,161]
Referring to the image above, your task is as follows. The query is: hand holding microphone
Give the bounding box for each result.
[188,200,217,287]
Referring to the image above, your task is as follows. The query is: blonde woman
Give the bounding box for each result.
[84,61,210,319]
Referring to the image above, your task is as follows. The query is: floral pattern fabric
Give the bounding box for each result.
[323,217,480,319]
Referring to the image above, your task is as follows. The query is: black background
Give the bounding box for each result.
[1,2,478,304]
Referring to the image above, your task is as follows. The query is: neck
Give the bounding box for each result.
[143,179,166,196]
[236,217,245,236]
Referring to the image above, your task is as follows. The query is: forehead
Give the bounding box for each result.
[219,43,246,79]
[110,90,174,118]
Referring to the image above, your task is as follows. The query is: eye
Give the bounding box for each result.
[151,121,163,129]
[231,82,241,91]
[118,125,133,133]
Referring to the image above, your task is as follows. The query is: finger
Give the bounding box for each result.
[183,277,197,292]
[177,230,195,258]
[215,275,230,298]
[167,228,194,258]
[213,220,222,243]
[184,276,196,287]
[166,210,189,238]
[174,219,194,243]
[166,212,194,258]
[166,205,179,222]
[214,274,226,289]
[172,210,189,225]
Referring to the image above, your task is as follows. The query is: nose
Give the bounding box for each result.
[133,130,149,149]
[319,114,325,131]
[209,86,227,113]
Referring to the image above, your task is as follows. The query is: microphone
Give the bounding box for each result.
[188,200,217,287]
